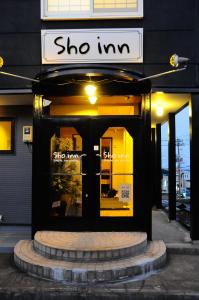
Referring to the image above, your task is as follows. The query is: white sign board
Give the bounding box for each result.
[41,28,143,64]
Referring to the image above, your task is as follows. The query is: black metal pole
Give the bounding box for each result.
[151,128,156,208]
[155,124,162,209]
[142,94,152,240]
[168,113,176,220]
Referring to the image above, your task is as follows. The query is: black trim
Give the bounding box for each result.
[155,124,162,209]
[32,64,151,96]
[168,113,176,220]
[32,115,151,238]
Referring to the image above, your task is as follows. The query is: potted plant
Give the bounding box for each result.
[51,136,82,216]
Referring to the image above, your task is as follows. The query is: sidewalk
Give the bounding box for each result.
[1,210,197,253]
[0,225,31,253]
[152,209,190,243]
[0,211,199,299]
[152,209,199,255]
[0,252,199,299]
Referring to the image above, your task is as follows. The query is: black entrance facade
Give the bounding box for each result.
[32,65,152,238]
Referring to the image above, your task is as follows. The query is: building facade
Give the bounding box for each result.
[0,0,199,240]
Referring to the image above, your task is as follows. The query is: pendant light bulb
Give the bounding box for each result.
[85,84,97,96]
[89,96,97,105]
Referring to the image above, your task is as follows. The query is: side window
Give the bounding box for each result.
[0,118,15,154]
[41,0,143,19]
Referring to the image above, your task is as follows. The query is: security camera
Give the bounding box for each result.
[170,54,190,68]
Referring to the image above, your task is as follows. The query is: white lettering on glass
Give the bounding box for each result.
[102,151,129,161]
[53,152,79,162]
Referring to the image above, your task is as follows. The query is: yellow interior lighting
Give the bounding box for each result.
[89,96,97,105]
[156,106,164,117]
[0,121,11,150]
[85,84,97,97]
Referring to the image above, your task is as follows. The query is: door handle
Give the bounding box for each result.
[95,154,101,176]
[80,153,87,176]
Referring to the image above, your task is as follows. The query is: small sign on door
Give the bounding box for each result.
[119,184,132,202]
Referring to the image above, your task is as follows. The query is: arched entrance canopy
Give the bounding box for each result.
[32,64,151,97]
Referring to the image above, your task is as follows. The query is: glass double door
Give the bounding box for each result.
[34,116,144,231]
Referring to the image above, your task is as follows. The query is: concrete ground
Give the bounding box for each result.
[0,225,31,253]
[0,210,199,299]
[0,210,192,252]
[152,209,190,243]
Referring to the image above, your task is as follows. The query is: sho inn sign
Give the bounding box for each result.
[41,28,143,64]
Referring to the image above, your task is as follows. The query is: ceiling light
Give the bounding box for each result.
[156,106,164,117]
[85,84,97,97]
[89,96,97,105]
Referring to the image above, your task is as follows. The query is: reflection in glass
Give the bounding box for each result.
[50,127,82,217]
[100,127,133,217]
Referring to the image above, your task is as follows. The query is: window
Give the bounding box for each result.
[50,127,83,217]
[100,127,133,217]
[0,118,15,153]
[41,0,143,19]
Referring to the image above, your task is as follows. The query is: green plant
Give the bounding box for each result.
[52,162,81,196]
[51,136,82,204]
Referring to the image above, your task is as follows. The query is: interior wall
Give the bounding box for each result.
[50,104,135,116]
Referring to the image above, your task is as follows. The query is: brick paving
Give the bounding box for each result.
[14,232,166,283]
[34,231,147,261]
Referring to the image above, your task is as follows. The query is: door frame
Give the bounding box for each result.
[32,115,151,236]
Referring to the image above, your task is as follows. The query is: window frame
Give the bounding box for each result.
[41,0,143,20]
[0,117,15,154]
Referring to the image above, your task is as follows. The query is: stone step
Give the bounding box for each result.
[14,240,166,283]
[33,231,147,261]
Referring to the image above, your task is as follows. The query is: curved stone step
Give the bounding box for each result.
[14,240,166,283]
[33,231,147,261]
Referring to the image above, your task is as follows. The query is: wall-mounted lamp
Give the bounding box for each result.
[43,99,52,107]
[139,54,190,82]
[0,214,5,223]
[156,106,164,117]
[170,54,190,68]
[0,56,4,68]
